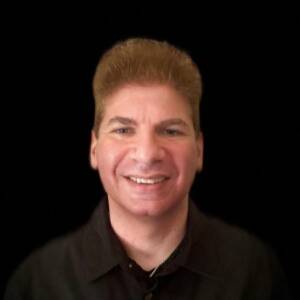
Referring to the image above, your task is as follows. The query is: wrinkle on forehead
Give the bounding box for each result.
[101,84,194,129]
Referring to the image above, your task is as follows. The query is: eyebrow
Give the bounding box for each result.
[106,116,189,128]
[107,116,137,126]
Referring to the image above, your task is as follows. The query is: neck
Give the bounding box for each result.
[108,198,189,271]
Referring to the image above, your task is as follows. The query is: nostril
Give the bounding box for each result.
[131,144,165,164]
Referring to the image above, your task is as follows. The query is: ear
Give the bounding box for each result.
[90,130,98,170]
[195,131,204,172]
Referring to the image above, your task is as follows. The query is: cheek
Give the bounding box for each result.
[96,141,126,176]
[173,144,199,176]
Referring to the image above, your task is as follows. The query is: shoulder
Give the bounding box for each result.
[4,223,88,299]
[189,202,268,261]
[199,210,277,271]
[189,203,291,298]
[205,212,267,256]
[211,216,290,297]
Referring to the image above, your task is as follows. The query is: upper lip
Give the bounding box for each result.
[125,174,169,179]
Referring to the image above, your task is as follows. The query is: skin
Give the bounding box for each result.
[90,84,204,269]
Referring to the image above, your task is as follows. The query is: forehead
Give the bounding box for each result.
[101,84,193,123]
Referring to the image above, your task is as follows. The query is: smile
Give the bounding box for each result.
[127,176,168,185]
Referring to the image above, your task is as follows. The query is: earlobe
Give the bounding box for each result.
[90,130,98,170]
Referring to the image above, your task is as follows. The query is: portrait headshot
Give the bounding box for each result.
[2,11,297,300]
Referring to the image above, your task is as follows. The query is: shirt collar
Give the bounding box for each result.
[182,200,223,281]
[82,199,126,281]
[82,198,222,282]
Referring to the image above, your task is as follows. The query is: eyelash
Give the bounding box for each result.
[112,127,134,134]
[162,129,183,136]
[111,127,184,136]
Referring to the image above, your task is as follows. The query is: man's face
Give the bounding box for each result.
[90,84,203,218]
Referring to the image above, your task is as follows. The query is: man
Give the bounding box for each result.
[5,38,291,299]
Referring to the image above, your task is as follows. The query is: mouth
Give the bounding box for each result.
[125,175,169,185]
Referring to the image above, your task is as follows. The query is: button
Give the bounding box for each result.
[128,263,133,269]
[144,293,153,300]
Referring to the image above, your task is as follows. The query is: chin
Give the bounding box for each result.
[126,196,186,219]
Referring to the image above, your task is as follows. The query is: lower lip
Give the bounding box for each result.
[124,177,169,191]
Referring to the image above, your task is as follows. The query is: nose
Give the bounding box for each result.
[130,132,165,167]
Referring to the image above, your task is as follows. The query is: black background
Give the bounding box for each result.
[2,6,299,298]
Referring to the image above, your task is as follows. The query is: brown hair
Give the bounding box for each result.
[92,38,203,135]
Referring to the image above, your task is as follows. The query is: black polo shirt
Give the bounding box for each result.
[5,198,291,299]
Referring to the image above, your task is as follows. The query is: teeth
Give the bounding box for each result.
[128,176,167,185]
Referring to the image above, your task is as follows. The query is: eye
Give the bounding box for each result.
[163,128,183,136]
[112,127,134,135]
